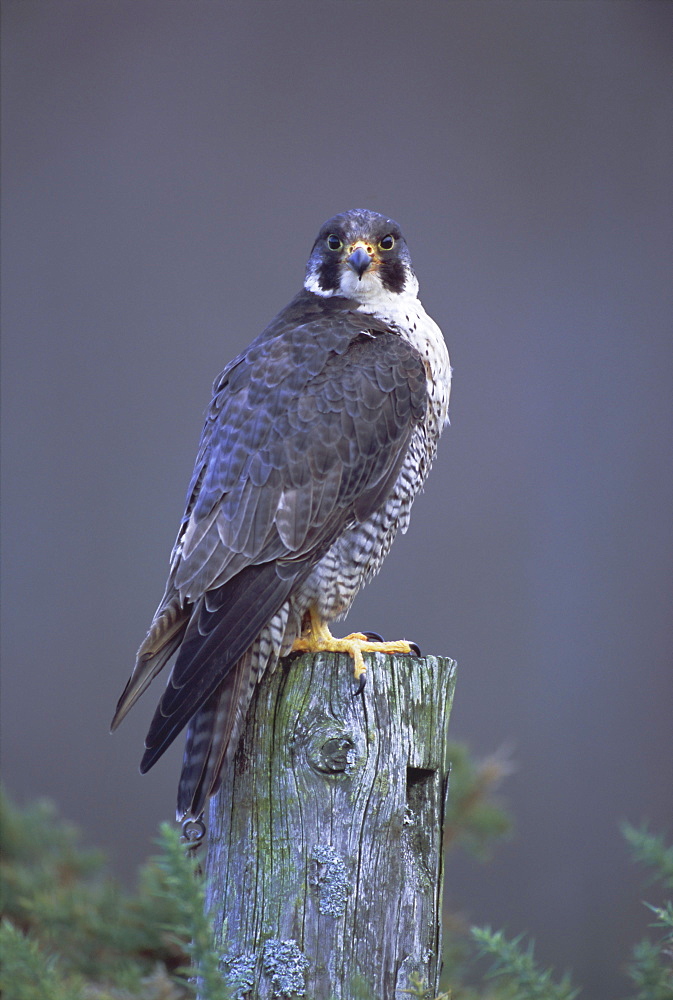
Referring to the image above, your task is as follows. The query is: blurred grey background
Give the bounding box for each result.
[2,2,672,996]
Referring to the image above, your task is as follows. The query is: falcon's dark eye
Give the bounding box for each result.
[379,234,395,251]
[326,234,343,251]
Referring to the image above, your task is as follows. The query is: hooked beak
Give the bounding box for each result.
[346,245,372,279]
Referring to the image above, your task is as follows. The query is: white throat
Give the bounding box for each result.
[304,266,421,330]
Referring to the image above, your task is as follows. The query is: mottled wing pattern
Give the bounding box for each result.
[113,292,427,811]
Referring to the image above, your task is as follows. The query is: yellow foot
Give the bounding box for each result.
[291,609,412,681]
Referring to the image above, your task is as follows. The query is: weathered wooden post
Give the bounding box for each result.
[204,649,456,1000]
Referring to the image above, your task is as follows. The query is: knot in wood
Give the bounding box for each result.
[305,729,357,776]
[318,736,355,773]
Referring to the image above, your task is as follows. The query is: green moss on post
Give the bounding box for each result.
[205,651,457,1000]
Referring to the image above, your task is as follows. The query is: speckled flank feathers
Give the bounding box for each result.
[111,209,451,819]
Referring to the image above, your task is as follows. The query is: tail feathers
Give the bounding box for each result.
[176,647,260,819]
[140,562,303,772]
[111,599,188,731]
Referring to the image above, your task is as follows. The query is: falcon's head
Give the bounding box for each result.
[304,209,418,305]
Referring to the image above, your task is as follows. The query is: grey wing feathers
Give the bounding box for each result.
[110,597,188,730]
[113,293,427,794]
[140,561,305,772]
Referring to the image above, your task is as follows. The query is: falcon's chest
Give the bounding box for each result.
[301,294,451,621]
[357,293,451,440]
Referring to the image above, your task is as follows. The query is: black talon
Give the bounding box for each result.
[352,674,367,697]
[361,630,419,655]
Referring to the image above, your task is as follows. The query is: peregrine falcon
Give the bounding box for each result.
[112,209,451,819]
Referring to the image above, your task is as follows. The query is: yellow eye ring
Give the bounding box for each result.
[327,234,343,251]
[379,234,395,251]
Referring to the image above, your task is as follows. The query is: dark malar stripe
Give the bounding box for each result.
[318,254,343,292]
[379,257,407,294]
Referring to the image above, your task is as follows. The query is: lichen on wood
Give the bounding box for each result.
[205,650,457,1000]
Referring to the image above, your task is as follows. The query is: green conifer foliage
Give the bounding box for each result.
[1,759,670,999]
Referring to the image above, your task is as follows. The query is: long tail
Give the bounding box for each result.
[112,568,301,819]
[175,608,297,819]
[177,647,261,818]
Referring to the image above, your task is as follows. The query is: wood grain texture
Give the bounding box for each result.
[205,650,457,1000]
